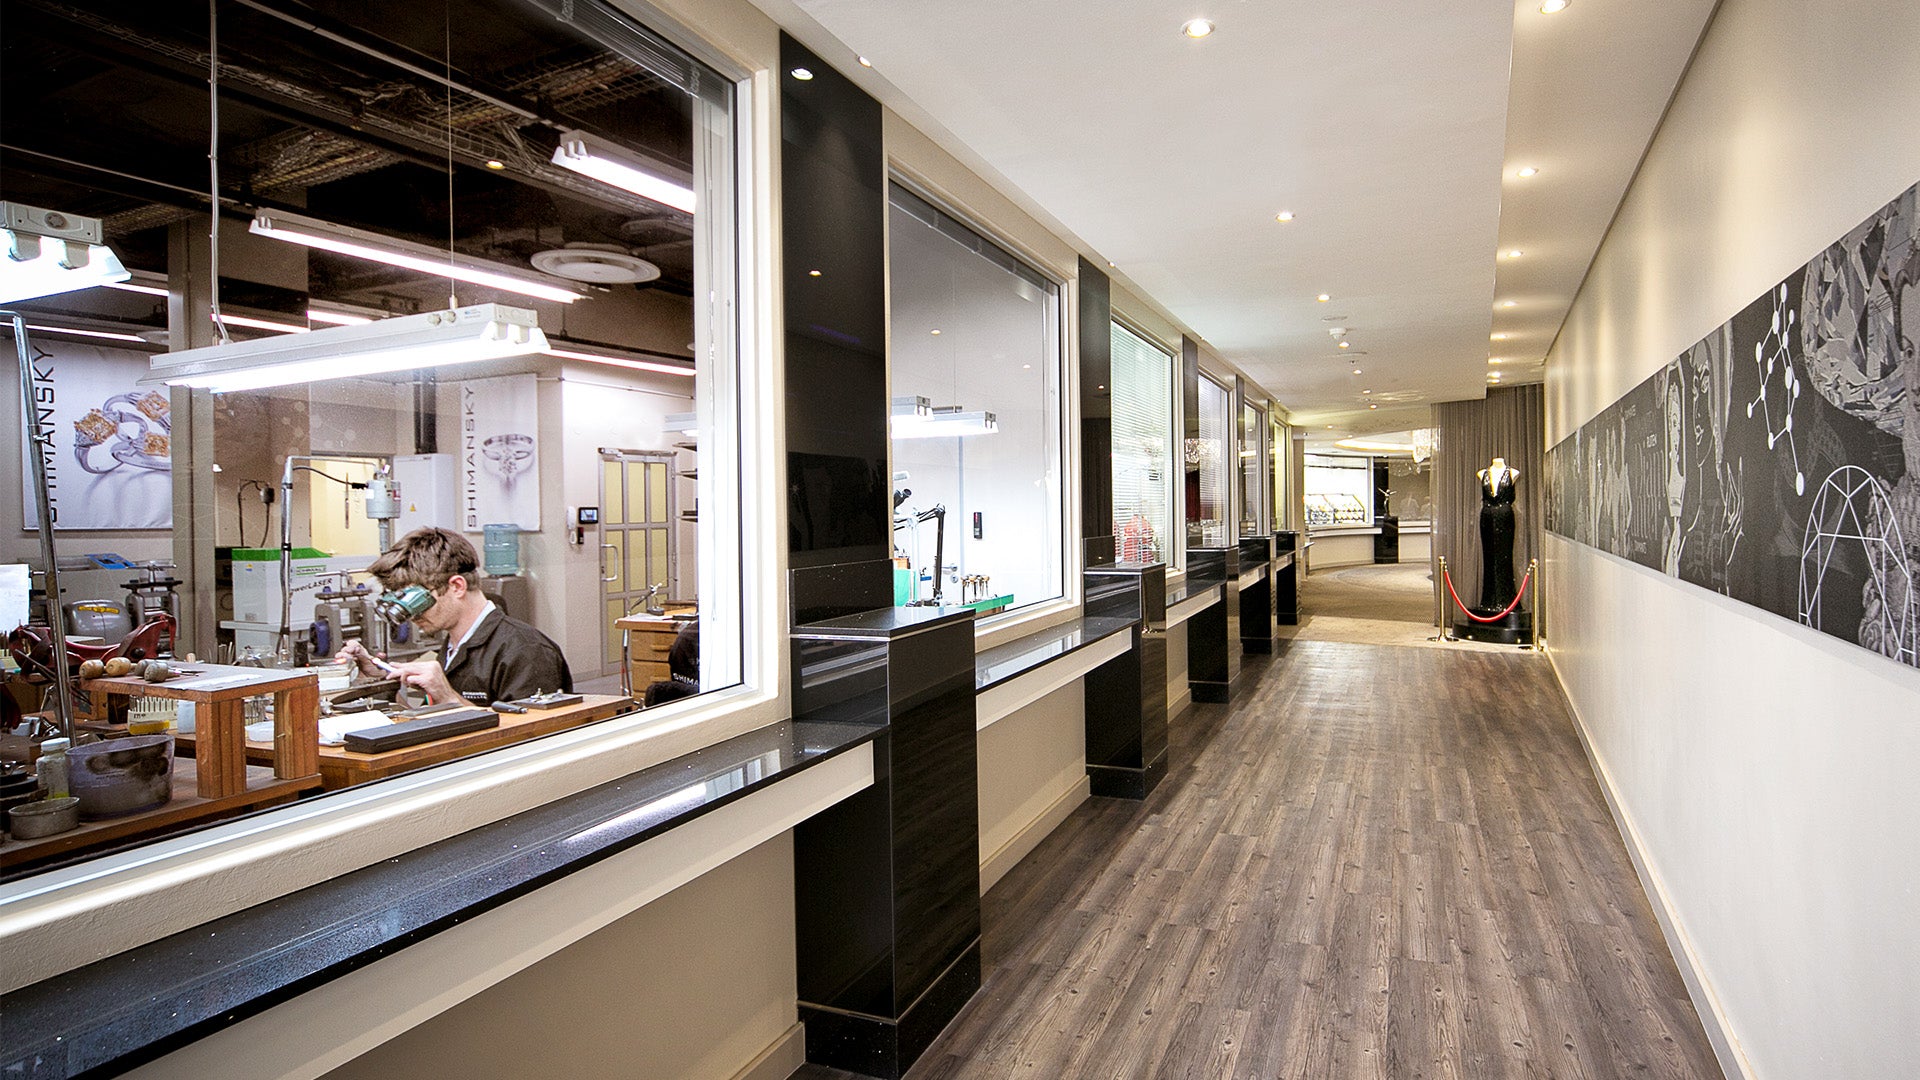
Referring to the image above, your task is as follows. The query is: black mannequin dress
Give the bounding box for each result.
[1479,470,1517,610]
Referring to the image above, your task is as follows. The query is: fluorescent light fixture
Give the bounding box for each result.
[24,322,147,344]
[663,411,698,436]
[103,279,169,298]
[550,130,696,215]
[217,312,307,335]
[893,403,997,439]
[147,302,546,393]
[2,202,130,303]
[249,209,583,305]
[306,307,375,326]
[548,344,695,377]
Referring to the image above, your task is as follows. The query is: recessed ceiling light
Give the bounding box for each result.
[1326,425,1334,430]
[1316,293,1331,302]
[1501,300,1518,308]
[1540,0,1570,12]
[1352,368,1362,375]
[791,67,814,80]
[485,159,506,170]
[1338,341,1350,349]
[808,269,822,276]
[1505,249,1524,258]
[1182,18,1215,39]
[1097,384,1106,390]
[1492,332,1509,340]
[1022,364,1032,369]
[1362,389,1372,395]
[1275,211,1294,223]
[1516,166,1539,178]
[1368,403,1378,410]
[1108,260,1117,268]
[1489,357,1504,364]
[858,56,873,67]
[930,328,941,335]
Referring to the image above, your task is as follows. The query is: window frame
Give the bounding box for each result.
[1108,314,1181,573]
[882,174,1075,639]
[0,5,784,992]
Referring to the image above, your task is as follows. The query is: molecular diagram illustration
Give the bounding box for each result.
[1745,283,1805,495]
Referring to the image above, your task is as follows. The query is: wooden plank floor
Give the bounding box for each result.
[796,641,1722,1080]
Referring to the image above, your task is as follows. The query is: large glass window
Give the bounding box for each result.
[887,183,1063,617]
[1186,374,1232,546]
[1109,321,1176,565]
[1,0,739,873]
[1237,400,1268,537]
[1305,455,1372,525]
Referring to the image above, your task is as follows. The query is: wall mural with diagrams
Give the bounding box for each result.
[1545,179,1919,671]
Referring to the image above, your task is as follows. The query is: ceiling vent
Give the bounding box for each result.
[530,243,661,284]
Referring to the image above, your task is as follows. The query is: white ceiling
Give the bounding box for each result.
[755,0,1718,439]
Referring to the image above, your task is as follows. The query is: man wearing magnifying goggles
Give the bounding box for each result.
[336,527,571,705]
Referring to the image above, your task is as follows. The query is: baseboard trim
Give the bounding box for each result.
[1545,654,1752,1080]
[732,1021,805,1080]
[978,776,1089,894]
[1168,686,1192,721]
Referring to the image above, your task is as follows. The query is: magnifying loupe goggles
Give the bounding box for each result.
[374,583,437,626]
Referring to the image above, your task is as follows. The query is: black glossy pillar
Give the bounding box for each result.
[782,36,981,1078]
[1273,530,1300,625]
[782,33,892,624]
[792,608,981,1078]
[1079,258,1116,567]
[1237,536,1273,654]
[1186,546,1237,703]
[1083,562,1167,798]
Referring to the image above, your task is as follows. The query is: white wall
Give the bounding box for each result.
[318,835,798,1080]
[977,682,1086,891]
[1544,1,1920,1077]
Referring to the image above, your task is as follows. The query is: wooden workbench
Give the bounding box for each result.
[79,665,320,799]
[175,693,635,790]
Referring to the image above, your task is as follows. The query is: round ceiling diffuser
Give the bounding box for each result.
[531,243,661,284]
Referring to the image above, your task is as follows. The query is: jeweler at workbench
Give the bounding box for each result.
[335,527,572,705]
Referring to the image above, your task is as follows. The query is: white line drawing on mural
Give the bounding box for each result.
[1798,465,1916,668]
[1746,282,1804,495]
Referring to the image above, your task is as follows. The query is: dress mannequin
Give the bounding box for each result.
[1476,457,1518,609]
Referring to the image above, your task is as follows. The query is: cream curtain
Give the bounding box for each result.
[1432,385,1545,631]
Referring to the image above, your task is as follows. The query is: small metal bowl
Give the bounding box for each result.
[9,797,81,839]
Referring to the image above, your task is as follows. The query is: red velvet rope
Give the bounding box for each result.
[1442,566,1532,623]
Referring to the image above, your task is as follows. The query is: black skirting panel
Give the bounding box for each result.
[1084,563,1167,799]
[1186,547,1237,702]
[792,608,982,1079]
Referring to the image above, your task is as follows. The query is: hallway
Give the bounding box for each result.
[804,640,1719,1079]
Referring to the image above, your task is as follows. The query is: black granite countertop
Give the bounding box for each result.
[974,616,1135,692]
[793,604,974,639]
[0,719,881,1080]
[1165,580,1223,610]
